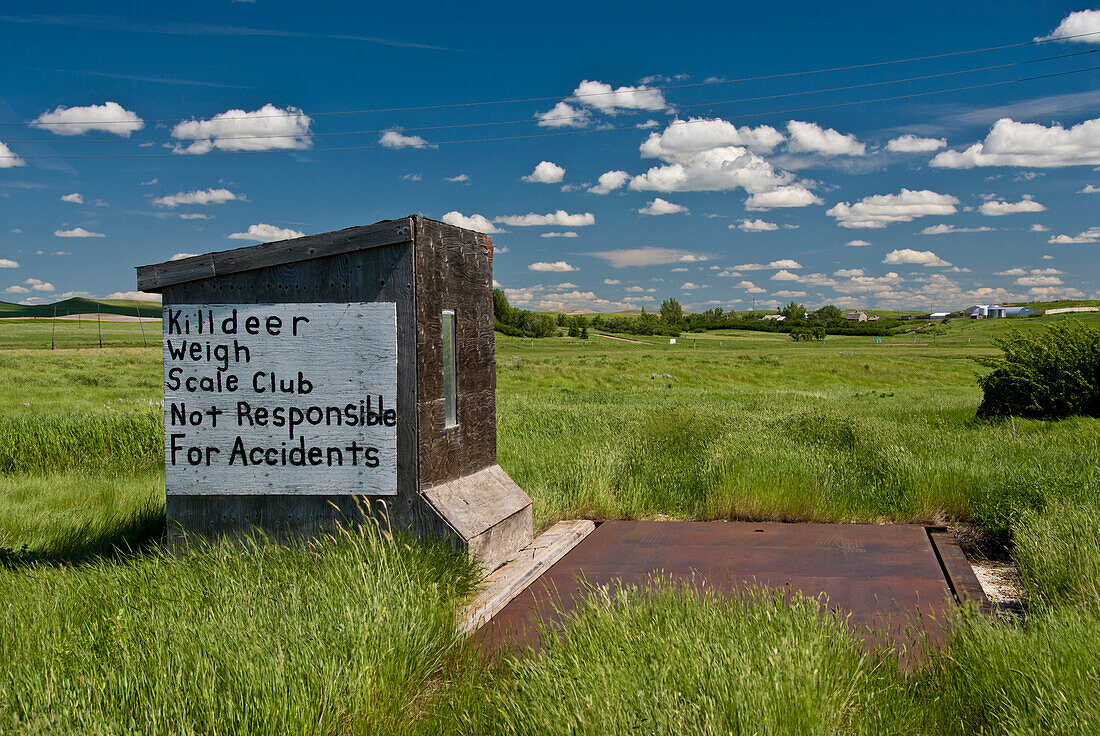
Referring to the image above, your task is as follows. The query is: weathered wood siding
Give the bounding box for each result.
[413,217,497,488]
[159,232,451,544]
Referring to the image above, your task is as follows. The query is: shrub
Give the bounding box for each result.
[976,320,1100,420]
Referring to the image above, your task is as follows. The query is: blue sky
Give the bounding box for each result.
[1,2,1098,312]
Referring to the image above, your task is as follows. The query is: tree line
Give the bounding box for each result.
[493,290,901,339]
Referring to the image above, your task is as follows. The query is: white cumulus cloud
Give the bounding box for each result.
[172,104,311,154]
[734,219,778,232]
[60,193,84,204]
[886,134,947,152]
[227,223,305,242]
[845,239,872,246]
[0,141,24,167]
[541,231,579,238]
[744,185,822,210]
[528,261,578,272]
[735,259,802,270]
[640,118,785,161]
[630,146,792,194]
[920,224,995,234]
[1016,275,1063,286]
[931,117,1100,168]
[522,161,565,184]
[153,188,242,208]
[494,211,594,227]
[440,211,504,234]
[32,102,143,136]
[22,278,54,292]
[979,195,1046,216]
[827,189,959,229]
[106,290,161,301]
[55,227,104,238]
[588,170,630,194]
[882,249,952,267]
[736,280,765,293]
[571,79,668,113]
[445,174,469,182]
[379,130,430,149]
[590,247,709,268]
[786,120,865,156]
[1036,10,1100,43]
[1048,226,1100,244]
[681,282,708,290]
[0,259,19,268]
[638,197,688,215]
[770,270,801,281]
[535,101,591,128]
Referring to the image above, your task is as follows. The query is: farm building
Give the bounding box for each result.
[963,304,1036,318]
[761,314,786,321]
[846,311,868,322]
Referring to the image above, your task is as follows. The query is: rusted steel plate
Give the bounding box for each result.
[476,521,968,656]
[928,528,991,614]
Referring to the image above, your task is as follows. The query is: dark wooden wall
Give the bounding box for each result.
[413,217,497,488]
[160,233,451,543]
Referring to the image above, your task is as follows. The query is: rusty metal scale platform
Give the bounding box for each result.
[476,521,987,655]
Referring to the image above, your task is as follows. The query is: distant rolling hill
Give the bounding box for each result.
[0,297,161,319]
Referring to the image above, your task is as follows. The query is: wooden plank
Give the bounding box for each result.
[460,520,595,635]
[162,302,398,496]
[422,464,531,540]
[137,219,413,291]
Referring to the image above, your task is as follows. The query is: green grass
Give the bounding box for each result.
[495,331,1099,533]
[0,525,478,736]
[0,320,158,350]
[0,317,1098,734]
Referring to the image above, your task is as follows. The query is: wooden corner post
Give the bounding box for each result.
[136,216,533,572]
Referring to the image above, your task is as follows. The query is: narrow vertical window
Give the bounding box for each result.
[442,310,457,427]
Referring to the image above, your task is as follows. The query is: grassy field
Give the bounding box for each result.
[1,317,1098,734]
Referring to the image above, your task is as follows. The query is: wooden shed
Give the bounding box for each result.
[136,216,532,572]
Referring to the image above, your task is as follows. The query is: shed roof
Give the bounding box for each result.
[135,216,491,293]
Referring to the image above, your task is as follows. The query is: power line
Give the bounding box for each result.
[3,48,1094,146]
[6,29,1100,127]
[3,63,1097,161]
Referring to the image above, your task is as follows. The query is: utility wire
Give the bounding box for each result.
[3,48,1095,145]
[6,29,1100,127]
[3,63,1097,161]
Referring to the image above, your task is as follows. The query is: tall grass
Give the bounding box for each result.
[0,525,478,736]
[1,326,1098,734]
[0,472,164,562]
[447,583,919,736]
[0,410,161,474]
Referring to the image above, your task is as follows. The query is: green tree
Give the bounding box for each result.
[660,298,683,326]
[780,301,807,323]
[580,325,589,340]
[492,289,511,323]
[812,304,842,322]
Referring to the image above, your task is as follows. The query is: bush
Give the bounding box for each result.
[976,320,1100,419]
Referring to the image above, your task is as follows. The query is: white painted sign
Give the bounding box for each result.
[163,302,398,495]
